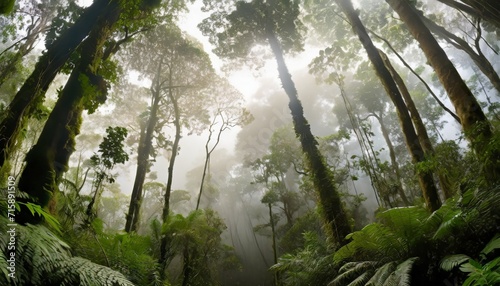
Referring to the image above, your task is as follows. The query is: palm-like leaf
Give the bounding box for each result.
[0,216,135,285]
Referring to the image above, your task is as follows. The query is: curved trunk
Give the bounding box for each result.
[266,29,351,245]
[386,0,500,181]
[125,89,161,232]
[337,0,441,211]
[379,50,453,199]
[0,0,116,169]
[15,4,121,225]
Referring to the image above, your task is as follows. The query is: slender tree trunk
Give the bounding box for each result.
[368,31,461,123]
[417,11,500,94]
[159,81,182,272]
[181,246,190,286]
[372,113,410,205]
[337,0,442,211]
[0,8,52,87]
[379,50,454,199]
[437,0,500,30]
[125,89,161,232]
[386,0,500,181]
[196,113,225,210]
[268,202,279,286]
[15,3,121,225]
[0,0,116,169]
[266,29,351,245]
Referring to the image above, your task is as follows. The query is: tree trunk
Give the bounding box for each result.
[437,0,500,30]
[379,50,454,199]
[0,0,116,169]
[268,202,279,286]
[337,0,442,211]
[386,0,500,181]
[125,89,161,232]
[266,29,352,245]
[0,7,52,87]
[417,11,500,95]
[15,3,121,225]
[372,112,411,206]
[159,80,182,271]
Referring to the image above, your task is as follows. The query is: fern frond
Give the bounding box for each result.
[366,261,397,286]
[382,257,418,286]
[440,254,471,271]
[347,270,374,286]
[52,257,136,286]
[329,261,378,286]
[481,234,500,255]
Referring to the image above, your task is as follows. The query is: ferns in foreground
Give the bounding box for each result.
[0,215,135,286]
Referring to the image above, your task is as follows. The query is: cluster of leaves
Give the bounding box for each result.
[0,207,135,285]
[162,209,240,285]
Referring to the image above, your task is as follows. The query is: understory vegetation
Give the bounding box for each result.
[1,0,500,285]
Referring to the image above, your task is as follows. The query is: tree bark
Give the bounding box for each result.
[379,50,454,199]
[417,11,500,95]
[266,28,352,245]
[437,0,500,30]
[386,0,500,181]
[125,88,161,233]
[337,0,442,211]
[0,0,116,169]
[159,76,182,271]
[15,2,121,225]
[372,112,410,206]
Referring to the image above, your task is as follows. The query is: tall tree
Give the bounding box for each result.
[335,0,441,211]
[0,0,117,169]
[386,0,500,181]
[201,0,351,245]
[15,2,123,224]
[195,78,250,210]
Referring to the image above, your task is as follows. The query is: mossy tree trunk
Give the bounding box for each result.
[266,28,352,245]
[0,0,116,169]
[379,50,453,199]
[337,0,442,211]
[418,11,500,95]
[16,2,121,225]
[125,83,162,233]
[386,0,500,182]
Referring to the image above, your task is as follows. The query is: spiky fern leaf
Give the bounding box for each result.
[328,261,378,286]
[50,257,135,286]
[365,261,396,286]
[0,215,135,286]
[440,254,470,271]
[382,257,418,286]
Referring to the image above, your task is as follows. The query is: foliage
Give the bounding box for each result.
[270,231,337,285]
[0,215,135,285]
[162,209,239,285]
[441,235,500,286]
